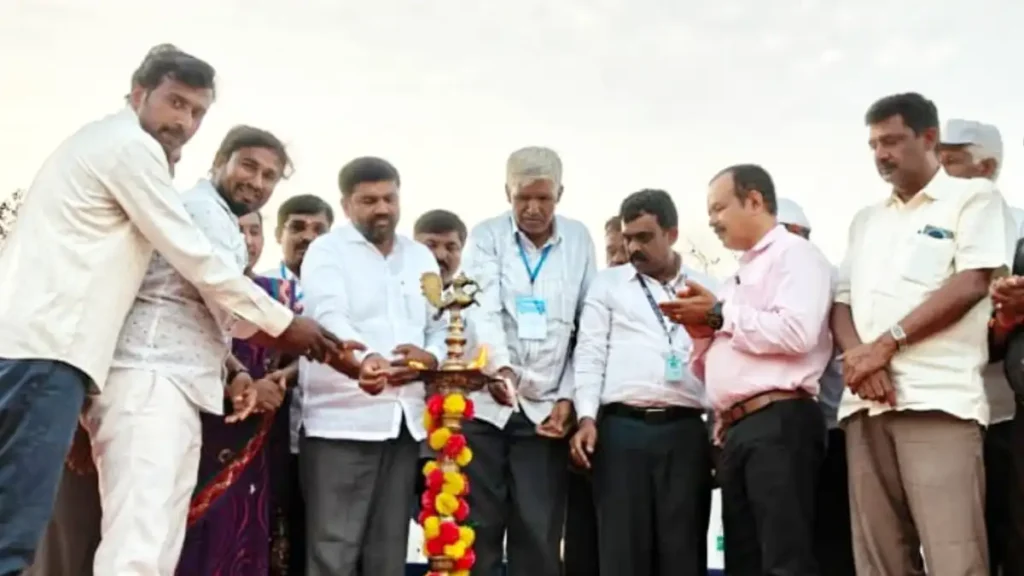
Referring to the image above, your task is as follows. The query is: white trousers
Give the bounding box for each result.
[84,368,202,576]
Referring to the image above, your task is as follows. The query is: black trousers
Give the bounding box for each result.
[718,397,825,576]
[462,412,568,576]
[995,413,1024,576]
[592,408,712,576]
[813,427,854,576]
[563,468,599,576]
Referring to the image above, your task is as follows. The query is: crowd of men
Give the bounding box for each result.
[0,43,1023,576]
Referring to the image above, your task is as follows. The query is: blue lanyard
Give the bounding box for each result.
[516,236,553,286]
[637,275,679,344]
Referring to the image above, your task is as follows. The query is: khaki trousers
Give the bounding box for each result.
[845,410,988,576]
[84,368,202,576]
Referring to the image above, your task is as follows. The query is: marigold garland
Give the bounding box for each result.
[420,389,476,575]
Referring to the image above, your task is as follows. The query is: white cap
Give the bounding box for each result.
[941,119,1003,162]
[777,198,811,230]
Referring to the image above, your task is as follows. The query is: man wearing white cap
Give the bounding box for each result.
[775,198,855,576]
[938,118,1021,575]
[461,146,597,576]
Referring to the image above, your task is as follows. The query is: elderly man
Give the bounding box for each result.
[832,94,1015,576]
[461,147,597,576]
[938,118,1022,576]
[777,198,855,576]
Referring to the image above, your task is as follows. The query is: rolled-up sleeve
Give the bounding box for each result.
[954,181,1015,275]
[103,136,293,336]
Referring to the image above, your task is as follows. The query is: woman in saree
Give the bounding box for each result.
[176,211,298,575]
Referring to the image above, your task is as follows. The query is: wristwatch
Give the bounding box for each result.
[706,300,725,331]
[889,323,908,352]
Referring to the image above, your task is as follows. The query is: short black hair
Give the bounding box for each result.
[864,92,939,135]
[130,43,216,98]
[277,194,334,230]
[710,164,778,215]
[414,210,467,243]
[604,215,621,234]
[241,211,263,224]
[620,189,678,230]
[338,157,400,197]
[212,125,293,178]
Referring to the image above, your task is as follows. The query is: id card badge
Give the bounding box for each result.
[664,352,685,382]
[515,296,548,340]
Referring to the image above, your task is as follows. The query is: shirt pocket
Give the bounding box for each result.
[899,234,955,287]
[401,282,428,327]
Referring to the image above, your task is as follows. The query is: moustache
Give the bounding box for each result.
[629,252,647,263]
[159,125,186,142]
[877,161,897,173]
[437,260,449,271]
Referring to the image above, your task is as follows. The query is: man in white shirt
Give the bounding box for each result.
[414,209,467,288]
[570,189,715,576]
[831,93,1015,576]
[777,198,855,576]
[0,47,340,575]
[25,141,188,576]
[260,193,335,576]
[90,125,348,575]
[937,118,1021,576]
[300,156,447,576]
[460,147,597,576]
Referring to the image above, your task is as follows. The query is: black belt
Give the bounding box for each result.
[601,403,703,424]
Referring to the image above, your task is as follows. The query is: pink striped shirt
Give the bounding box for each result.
[691,225,834,411]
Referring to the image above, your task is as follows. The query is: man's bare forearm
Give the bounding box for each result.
[897,269,992,346]
[830,303,862,352]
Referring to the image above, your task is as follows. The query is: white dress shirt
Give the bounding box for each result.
[836,170,1015,425]
[574,262,718,421]
[260,262,305,453]
[461,212,597,428]
[0,108,292,389]
[111,180,249,414]
[299,225,447,442]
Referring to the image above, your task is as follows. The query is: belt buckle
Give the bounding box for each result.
[642,407,668,423]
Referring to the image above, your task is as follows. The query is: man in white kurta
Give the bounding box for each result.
[0,49,335,575]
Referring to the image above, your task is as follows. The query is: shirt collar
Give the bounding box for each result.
[884,167,948,207]
[277,261,299,281]
[339,223,403,253]
[628,253,686,288]
[739,224,786,264]
[508,212,563,249]
[194,179,236,222]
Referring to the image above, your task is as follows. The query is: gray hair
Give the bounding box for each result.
[506,146,562,191]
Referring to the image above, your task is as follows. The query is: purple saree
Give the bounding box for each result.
[176,276,294,576]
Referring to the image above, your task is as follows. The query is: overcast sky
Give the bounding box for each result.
[2,0,1021,273]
